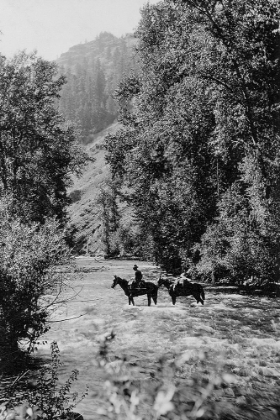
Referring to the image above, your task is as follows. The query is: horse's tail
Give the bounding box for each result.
[200,285,205,300]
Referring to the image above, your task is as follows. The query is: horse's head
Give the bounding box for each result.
[157,277,165,287]
[111,275,119,288]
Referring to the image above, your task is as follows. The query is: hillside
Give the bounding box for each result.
[55,32,140,255]
[57,32,137,74]
[56,32,139,144]
[68,122,120,256]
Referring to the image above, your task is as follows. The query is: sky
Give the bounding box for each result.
[0,0,159,61]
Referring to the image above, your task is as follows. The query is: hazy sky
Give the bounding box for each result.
[0,0,159,61]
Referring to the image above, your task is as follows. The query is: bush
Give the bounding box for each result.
[89,331,238,420]
[1,342,87,420]
[0,210,72,366]
[69,190,82,204]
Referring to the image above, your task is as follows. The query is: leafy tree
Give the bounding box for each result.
[186,0,280,282]
[106,0,280,279]
[0,52,88,362]
[0,52,87,225]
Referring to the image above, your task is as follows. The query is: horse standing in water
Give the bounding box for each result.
[111,275,158,306]
[158,277,205,305]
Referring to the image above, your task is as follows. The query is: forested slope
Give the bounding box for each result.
[67,121,142,257]
[67,123,117,256]
[56,32,138,144]
[56,33,140,254]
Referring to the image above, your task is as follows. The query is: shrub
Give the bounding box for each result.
[69,190,82,204]
[0,210,72,366]
[1,342,87,420]
[92,331,238,420]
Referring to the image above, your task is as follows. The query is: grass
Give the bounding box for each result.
[34,258,280,420]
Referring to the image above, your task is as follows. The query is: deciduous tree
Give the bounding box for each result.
[106,0,280,280]
[0,52,87,225]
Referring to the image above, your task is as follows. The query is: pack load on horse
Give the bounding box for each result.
[158,273,205,305]
[172,273,192,290]
[111,275,158,306]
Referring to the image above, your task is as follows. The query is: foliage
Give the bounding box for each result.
[0,204,72,362]
[105,0,280,280]
[97,179,154,259]
[197,177,280,283]
[0,333,237,420]
[82,330,242,420]
[97,182,120,256]
[1,342,87,420]
[0,52,88,225]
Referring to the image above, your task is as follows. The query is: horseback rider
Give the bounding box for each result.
[132,264,145,288]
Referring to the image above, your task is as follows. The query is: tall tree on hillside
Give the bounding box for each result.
[0,52,87,225]
[106,0,280,280]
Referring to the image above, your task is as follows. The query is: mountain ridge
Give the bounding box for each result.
[56,31,138,143]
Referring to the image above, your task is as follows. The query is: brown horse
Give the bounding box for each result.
[158,277,205,305]
[111,275,158,306]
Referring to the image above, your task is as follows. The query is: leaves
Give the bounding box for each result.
[105,0,280,277]
[0,207,72,359]
[0,52,88,225]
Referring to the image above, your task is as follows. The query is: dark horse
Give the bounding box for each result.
[158,277,205,305]
[111,275,158,306]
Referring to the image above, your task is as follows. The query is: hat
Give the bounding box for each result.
[133,264,138,269]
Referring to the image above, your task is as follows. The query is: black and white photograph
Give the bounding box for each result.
[0,1,280,419]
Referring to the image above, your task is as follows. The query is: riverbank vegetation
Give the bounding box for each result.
[0,52,87,364]
[105,0,280,285]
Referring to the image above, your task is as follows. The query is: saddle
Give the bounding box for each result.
[131,280,146,290]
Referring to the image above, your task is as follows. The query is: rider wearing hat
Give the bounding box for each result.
[133,264,144,288]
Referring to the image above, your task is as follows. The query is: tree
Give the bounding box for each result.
[184,0,280,282]
[98,181,120,256]
[106,0,280,279]
[0,52,87,225]
[0,52,88,362]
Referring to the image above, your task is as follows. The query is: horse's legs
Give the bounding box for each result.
[148,295,151,306]
[152,294,157,305]
[171,295,176,305]
[193,293,200,304]
[194,293,204,305]
[129,295,135,305]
